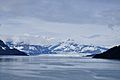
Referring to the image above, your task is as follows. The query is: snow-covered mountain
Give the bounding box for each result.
[5,39,108,55]
[49,39,108,54]
[6,41,52,55]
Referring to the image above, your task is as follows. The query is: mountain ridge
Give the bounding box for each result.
[5,39,108,55]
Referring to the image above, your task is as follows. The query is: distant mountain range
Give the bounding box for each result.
[5,39,108,55]
[1,38,119,59]
[0,40,28,56]
[93,45,120,59]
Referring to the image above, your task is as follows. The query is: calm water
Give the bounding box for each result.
[0,55,120,80]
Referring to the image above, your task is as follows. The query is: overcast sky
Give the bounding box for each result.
[0,0,120,46]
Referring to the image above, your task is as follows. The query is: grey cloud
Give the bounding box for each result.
[0,0,120,25]
[82,34,101,39]
[0,0,120,46]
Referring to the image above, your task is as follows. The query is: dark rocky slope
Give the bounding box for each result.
[0,40,28,56]
[93,45,120,59]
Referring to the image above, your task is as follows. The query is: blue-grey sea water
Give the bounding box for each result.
[0,55,120,80]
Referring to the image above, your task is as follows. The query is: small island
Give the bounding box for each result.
[93,45,120,60]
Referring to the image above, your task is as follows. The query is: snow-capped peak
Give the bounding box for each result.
[49,39,108,54]
[4,39,108,55]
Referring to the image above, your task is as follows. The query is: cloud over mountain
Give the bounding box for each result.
[0,0,120,46]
